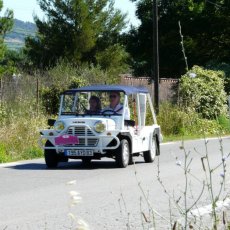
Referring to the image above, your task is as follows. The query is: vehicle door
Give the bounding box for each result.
[130,93,149,153]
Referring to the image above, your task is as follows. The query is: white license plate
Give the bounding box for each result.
[65,150,94,156]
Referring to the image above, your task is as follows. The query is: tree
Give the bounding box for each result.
[0,50,20,77]
[25,0,129,73]
[0,0,13,62]
[125,0,230,78]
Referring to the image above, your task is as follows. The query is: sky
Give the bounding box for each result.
[2,0,140,27]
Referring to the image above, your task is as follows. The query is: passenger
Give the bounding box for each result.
[87,95,101,114]
[103,92,130,119]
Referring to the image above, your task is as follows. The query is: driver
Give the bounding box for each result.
[103,91,130,119]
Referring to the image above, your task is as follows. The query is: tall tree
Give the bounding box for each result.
[0,0,13,61]
[25,0,128,71]
[126,0,230,77]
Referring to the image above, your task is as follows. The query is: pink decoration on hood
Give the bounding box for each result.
[55,135,79,145]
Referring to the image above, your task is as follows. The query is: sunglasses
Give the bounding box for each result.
[109,95,118,99]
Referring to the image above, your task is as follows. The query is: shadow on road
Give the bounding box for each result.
[6,159,145,170]
[6,163,46,170]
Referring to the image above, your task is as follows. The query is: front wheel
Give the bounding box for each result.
[44,141,59,168]
[143,135,157,163]
[81,157,92,165]
[116,139,130,168]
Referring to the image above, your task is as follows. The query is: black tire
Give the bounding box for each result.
[116,139,130,168]
[59,155,69,162]
[129,153,134,165]
[143,135,157,163]
[44,141,59,168]
[81,157,92,165]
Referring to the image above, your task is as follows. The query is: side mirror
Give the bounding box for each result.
[47,119,56,127]
[124,120,135,127]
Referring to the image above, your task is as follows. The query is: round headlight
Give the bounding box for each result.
[54,121,65,132]
[94,121,106,133]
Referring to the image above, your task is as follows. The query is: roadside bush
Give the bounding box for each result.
[21,147,43,160]
[40,85,63,115]
[0,143,9,163]
[216,115,230,133]
[40,77,87,115]
[157,102,186,135]
[75,64,118,85]
[42,60,85,88]
[0,111,47,162]
[157,102,223,137]
[206,61,230,95]
[42,60,119,87]
[0,103,7,124]
[179,65,228,119]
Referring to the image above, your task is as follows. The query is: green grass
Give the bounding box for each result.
[0,103,47,163]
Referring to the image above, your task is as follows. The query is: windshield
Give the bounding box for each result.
[60,91,126,116]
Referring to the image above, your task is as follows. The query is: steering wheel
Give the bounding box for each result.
[102,109,119,115]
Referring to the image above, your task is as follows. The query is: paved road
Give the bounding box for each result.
[0,137,230,230]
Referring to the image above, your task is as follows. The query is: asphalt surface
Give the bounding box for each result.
[0,137,230,230]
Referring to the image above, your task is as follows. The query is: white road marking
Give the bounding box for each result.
[189,198,230,217]
[176,198,230,226]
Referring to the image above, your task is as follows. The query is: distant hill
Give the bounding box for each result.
[4,19,37,51]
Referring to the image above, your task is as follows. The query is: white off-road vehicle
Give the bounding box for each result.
[39,85,162,168]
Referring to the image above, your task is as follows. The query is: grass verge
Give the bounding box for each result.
[0,112,47,163]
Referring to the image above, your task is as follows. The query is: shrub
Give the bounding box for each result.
[40,75,89,115]
[40,85,63,115]
[0,103,7,124]
[157,102,223,137]
[157,102,187,135]
[179,65,228,119]
[42,60,119,87]
[216,115,230,133]
[22,147,43,160]
[206,61,230,95]
[0,113,47,162]
[0,143,9,163]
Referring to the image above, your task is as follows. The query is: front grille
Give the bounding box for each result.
[67,126,95,136]
[66,126,98,147]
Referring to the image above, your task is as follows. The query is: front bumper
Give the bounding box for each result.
[38,124,120,154]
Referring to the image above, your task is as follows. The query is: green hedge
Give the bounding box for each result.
[179,66,228,119]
